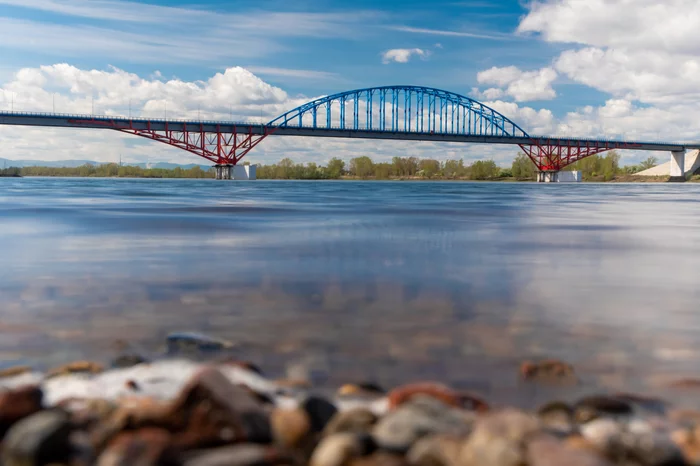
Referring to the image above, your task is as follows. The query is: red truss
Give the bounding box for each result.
[68,119,274,165]
[519,140,644,171]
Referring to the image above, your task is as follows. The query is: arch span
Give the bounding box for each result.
[267,85,530,139]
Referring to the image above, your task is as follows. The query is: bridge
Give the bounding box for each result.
[1,85,698,181]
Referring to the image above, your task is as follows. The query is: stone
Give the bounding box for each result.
[338,383,385,397]
[167,367,272,448]
[0,366,33,379]
[527,434,614,466]
[406,434,462,466]
[309,432,376,466]
[349,452,409,466]
[96,427,176,466]
[323,408,378,436]
[1,409,73,466]
[671,426,700,465]
[111,353,148,369]
[302,396,338,433]
[581,418,685,466]
[387,382,488,412]
[519,359,578,385]
[458,408,541,466]
[612,393,668,416]
[166,332,235,355]
[181,444,289,466]
[537,401,574,434]
[47,360,104,378]
[373,395,473,454]
[573,396,633,424]
[0,385,43,439]
[270,407,312,448]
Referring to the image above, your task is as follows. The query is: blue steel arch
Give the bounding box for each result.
[267,86,530,138]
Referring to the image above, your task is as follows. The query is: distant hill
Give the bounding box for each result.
[0,158,211,170]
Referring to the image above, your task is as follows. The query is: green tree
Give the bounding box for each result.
[442,159,465,179]
[374,163,392,180]
[349,156,374,178]
[470,160,500,180]
[419,159,440,178]
[511,153,536,180]
[326,157,345,179]
[640,156,658,170]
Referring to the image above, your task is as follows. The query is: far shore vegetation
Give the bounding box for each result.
[1,152,698,181]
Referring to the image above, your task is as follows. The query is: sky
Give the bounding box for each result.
[0,0,699,167]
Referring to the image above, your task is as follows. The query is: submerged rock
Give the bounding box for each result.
[166,332,235,355]
[2,409,73,466]
[520,359,578,385]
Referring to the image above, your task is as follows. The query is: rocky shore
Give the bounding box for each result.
[1,334,700,466]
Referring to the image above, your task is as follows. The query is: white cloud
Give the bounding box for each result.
[475,66,557,102]
[381,48,430,64]
[389,26,511,40]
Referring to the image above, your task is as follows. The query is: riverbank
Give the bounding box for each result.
[2,337,700,466]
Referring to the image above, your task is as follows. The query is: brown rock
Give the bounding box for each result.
[309,433,375,466]
[96,427,177,466]
[349,452,408,466]
[527,434,614,466]
[387,383,488,412]
[519,359,578,385]
[572,396,633,424]
[537,402,574,434]
[337,383,385,397]
[0,385,43,439]
[458,408,541,466]
[270,407,312,449]
[167,367,272,449]
[181,444,290,466]
[47,361,104,378]
[671,426,700,465]
[323,408,378,436]
[0,366,33,379]
[2,409,73,466]
[407,434,462,466]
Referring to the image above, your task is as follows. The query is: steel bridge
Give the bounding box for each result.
[1,85,698,180]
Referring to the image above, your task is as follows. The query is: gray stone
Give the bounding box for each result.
[406,434,462,466]
[182,444,286,466]
[324,408,378,436]
[372,395,473,454]
[1,409,73,466]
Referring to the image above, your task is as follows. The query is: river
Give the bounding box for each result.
[2,178,700,405]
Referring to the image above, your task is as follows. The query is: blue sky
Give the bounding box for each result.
[0,0,698,166]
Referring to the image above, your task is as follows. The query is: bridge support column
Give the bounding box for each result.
[537,171,558,183]
[669,150,686,182]
[214,164,233,180]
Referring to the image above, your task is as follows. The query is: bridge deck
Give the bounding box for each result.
[1,111,699,152]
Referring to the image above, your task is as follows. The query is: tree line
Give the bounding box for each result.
[0,152,663,181]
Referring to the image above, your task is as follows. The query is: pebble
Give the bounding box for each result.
[458,408,541,466]
[181,444,287,466]
[323,408,378,436]
[406,434,462,466]
[387,382,488,412]
[520,359,578,385]
[301,395,338,433]
[537,401,575,434]
[309,432,375,466]
[270,406,312,448]
[1,409,73,466]
[166,332,235,355]
[373,395,473,453]
[573,396,634,424]
[527,434,614,466]
[0,385,44,439]
[96,427,175,466]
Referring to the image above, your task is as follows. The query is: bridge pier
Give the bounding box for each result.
[214,164,233,180]
[537,171,558,183]
[669,150,686,182]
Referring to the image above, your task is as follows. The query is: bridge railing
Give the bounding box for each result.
[0,110,694,148]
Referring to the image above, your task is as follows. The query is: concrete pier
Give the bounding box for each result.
[537,171,558,183]
[214,164,233,180]
[669,150,686,182]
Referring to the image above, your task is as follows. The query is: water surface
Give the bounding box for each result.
[2,178,700,405]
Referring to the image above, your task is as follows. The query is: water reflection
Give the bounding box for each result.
[2,178,700,406]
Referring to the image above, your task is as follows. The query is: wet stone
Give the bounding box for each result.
[406,434,462,466]
[537,401,575,435]
[166,332,235,356]
[323,408,378,436]
[310,432,376,466]
[372,395,473,454]
[270,407,312,449]
[527,434,614,466]
[458,408,541,466]
[111,353,148,369]
[47,361,104,379]
[96,427,176,466]
[0,385,43,439]
[387,382,488,412]
[1,409,73,466]
[181,444,288,466]
[520,359,578,386]
[573,396,634,424]
[301,395,338,434]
